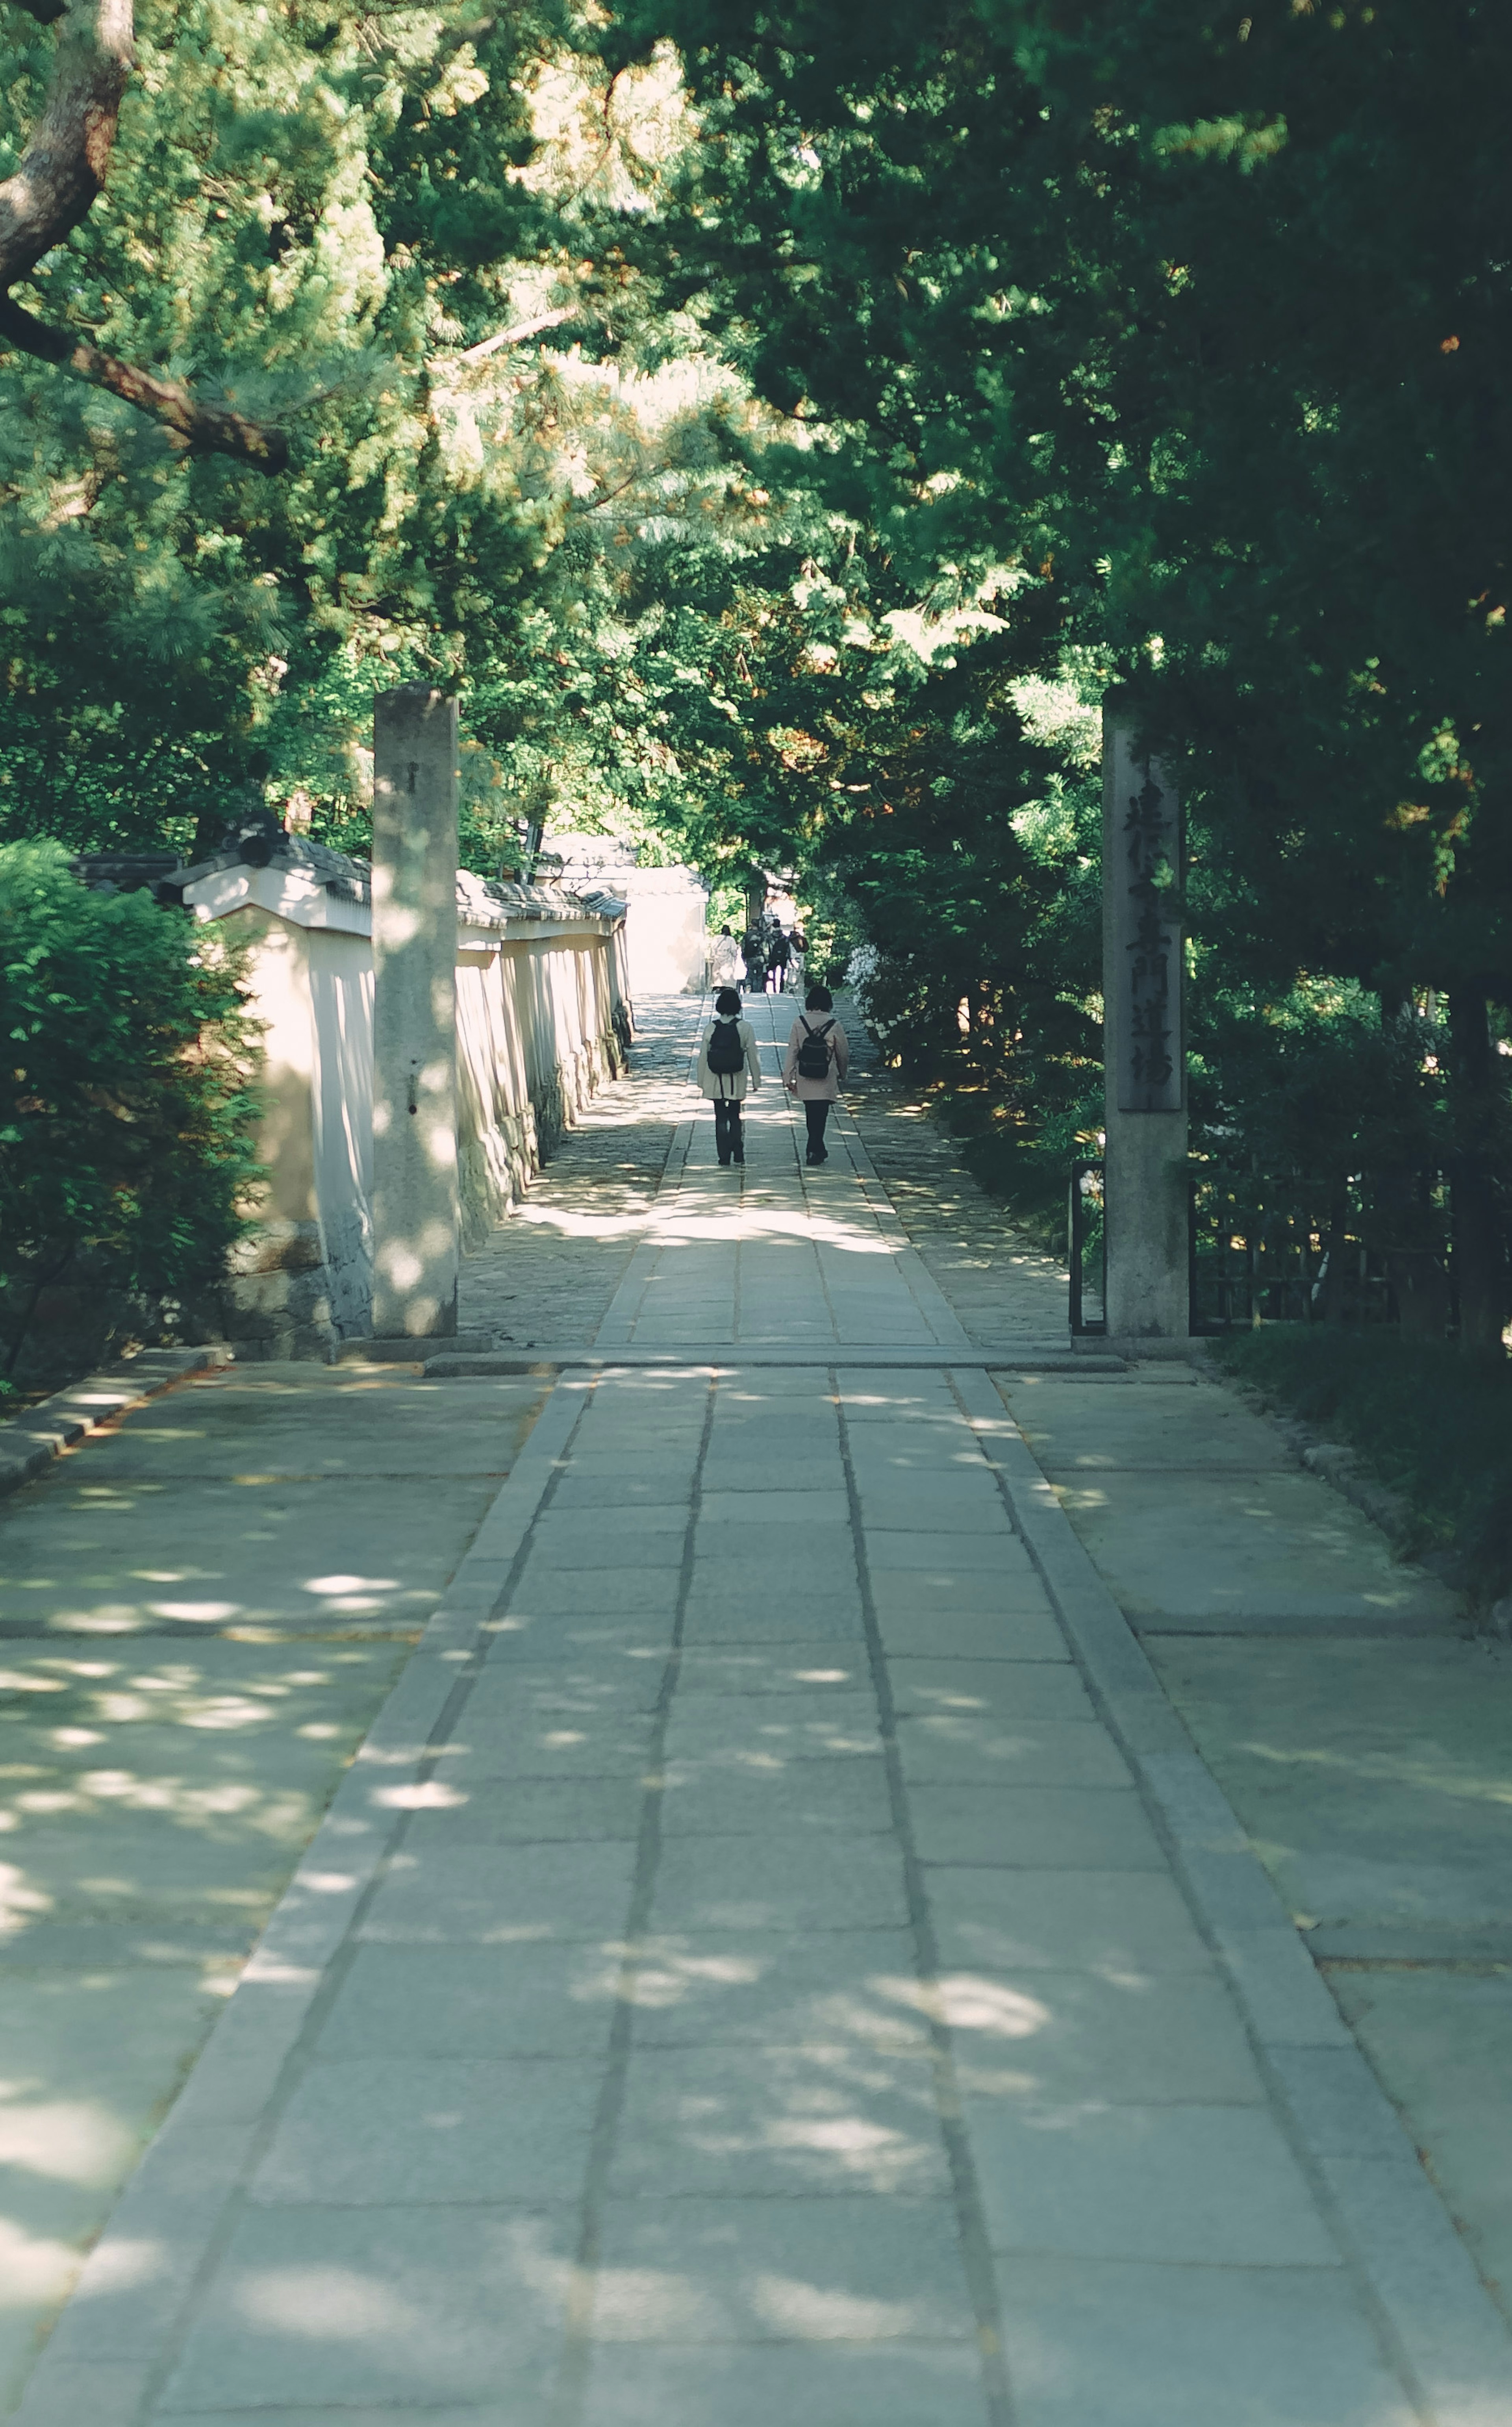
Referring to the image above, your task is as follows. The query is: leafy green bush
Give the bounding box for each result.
[0,842,262,1380]
[1212,1326,1512,1604]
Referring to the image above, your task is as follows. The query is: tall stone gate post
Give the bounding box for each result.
[371,684,460,1339]
[1102,712,1190,1343]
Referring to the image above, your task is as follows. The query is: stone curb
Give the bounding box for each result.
[330,1329,495,1364]
[424,1345,1125,1374]
[949,1364,1512,2422]
[10,1370,585,2427]
[0,1348,230,1500]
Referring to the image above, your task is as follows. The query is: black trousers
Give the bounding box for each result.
[713,1096,744,1162]
[804,1099,830,1156]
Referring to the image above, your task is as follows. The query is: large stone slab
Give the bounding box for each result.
[948,1968,1262,2103]
[908,1784,1165,1871]
[0,1474,501,1638]
[887,1659,1093,1722]
[895,1715,1131,1790]
[864,1532,1032,1575]
[993,2255,1417,2427]
[433,1701,657,1784]
[697,1456,846,1497]
[873,1605,1069,1663]
[624,1928,926,2047]
[316,1942,622,2059]
[674,1645,873,1695]
[358,1840,637,1942]
[662,1690,881,1768]
[1052,1471,1460,1628]
[649,1834,909,1932]
[1002,1377,1293,1473]
[577,2340,989,2427]
[1329,1968,1512,2328]
[610,2042,949,2197]
[926,1867,1213,1974]
[1148,1637,1512,1930]
[249,2055,604,2205]
[158,2206,574,2412]
[400,1773,646,1846]
[591,2194,975,2340]
[868,1566,1052,1616]
[660,1754,893,1838]
[681,1583,863,1643]
[970,2102,1338,2264]
[76,1369,545,1481]
[495,1569,683,1619]
[856,1487,1014,1536]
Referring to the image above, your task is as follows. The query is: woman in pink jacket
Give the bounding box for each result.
[782,983,849,1165]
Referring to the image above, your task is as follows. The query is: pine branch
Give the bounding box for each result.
[0,0,289,472]
[0,296,290,469]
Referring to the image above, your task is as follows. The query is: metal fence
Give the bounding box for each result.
[1189,1174,1403,1334]
[1071,1161,1426,1335]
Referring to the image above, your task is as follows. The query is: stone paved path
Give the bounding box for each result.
[463,994,1070,1356]
[16,999,1512,2426]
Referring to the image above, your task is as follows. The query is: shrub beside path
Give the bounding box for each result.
[4,993,1510,2425]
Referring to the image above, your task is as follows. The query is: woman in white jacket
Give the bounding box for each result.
[697,986,763,1165]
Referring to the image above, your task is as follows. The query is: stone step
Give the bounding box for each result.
[422,1342,1128,1376]
[330,1331,497,1364]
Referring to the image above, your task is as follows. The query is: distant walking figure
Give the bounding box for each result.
[710,924,741,987]
[766,924,791,992]
[699,985,763,1165]
[784,983,848,1165]
[740,930,767,996]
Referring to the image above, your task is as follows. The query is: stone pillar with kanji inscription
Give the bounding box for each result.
[1101,712,1190,1343]
[371,684,460,1339]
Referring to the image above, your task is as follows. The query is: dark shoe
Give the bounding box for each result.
[733,1149,745,1165]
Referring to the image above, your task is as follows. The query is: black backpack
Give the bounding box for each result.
[796,1016,835,1080]
[707,1019,745,1075]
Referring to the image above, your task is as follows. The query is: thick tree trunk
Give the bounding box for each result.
[0,0,132,291]
[0,0,287,471]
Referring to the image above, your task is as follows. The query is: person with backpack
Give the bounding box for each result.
[783,982,848,1165]
[740,930,766,995]
[698,985,763,1165]
[766,923,791,992]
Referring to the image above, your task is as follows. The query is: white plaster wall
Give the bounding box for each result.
[307,929,375,1335]
[230,910,320,1228]
[624,874,708,995]
[192,869,628,1342]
